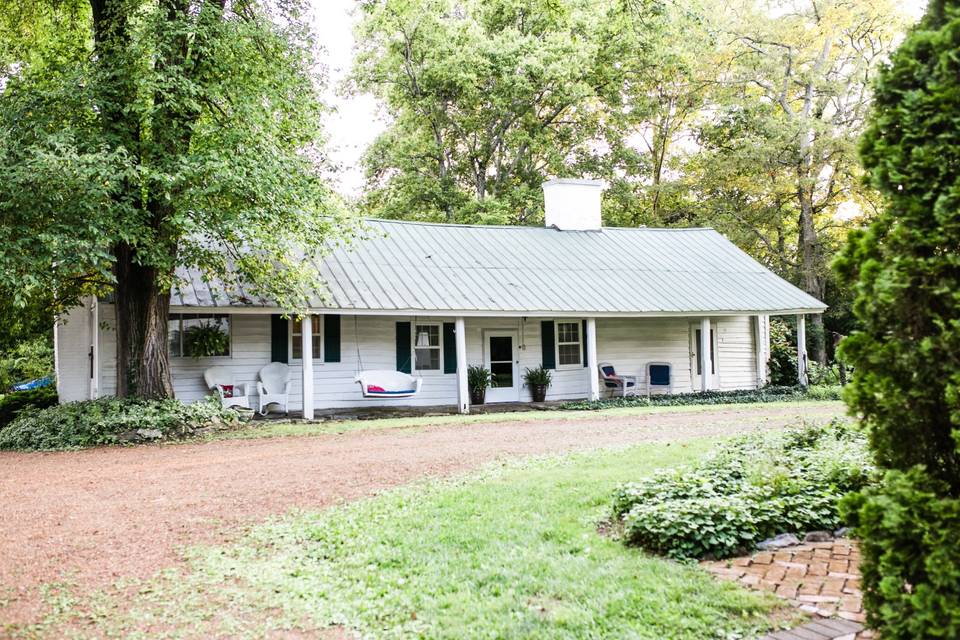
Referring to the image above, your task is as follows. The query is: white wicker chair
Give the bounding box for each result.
[256,362,290,415]
[598,362,639,398]
[203,366,250,410]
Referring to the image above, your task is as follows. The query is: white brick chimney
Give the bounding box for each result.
[542,179,605,231]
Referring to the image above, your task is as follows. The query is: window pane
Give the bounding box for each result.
[168,316,182,357]
[182,314,230,357]
[490,361,513,387]
[557,322,579,343]
[415,325,439,348]
[292,316,321,360]
[558,343,581,366]
[415,347,440,370]
[489,336,512,362]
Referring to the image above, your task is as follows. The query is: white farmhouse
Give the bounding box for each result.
[55,180,824,415]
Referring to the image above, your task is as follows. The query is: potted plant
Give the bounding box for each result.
[467,365,493,405]
[183,322,229,358]
[523,365,552,403]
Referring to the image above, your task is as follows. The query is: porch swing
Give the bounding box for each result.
[353,316,423,399]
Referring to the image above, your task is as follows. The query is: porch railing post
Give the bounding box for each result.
[301,315,314,420]
[455,316,469,414]
[586,317,599,401]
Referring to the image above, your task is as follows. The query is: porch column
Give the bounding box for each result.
[455,316,469,414]
[301,315,314,420]
[586,317,599,401]
[754,314,768,387]
[700,317,712,392]
[796,314,808,387]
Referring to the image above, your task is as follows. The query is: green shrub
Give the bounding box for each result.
[0,385,58,427]
[842,470,960,638]
[0,337,54,390]
[832,2,960,635]
[0,396,239,451]
[561,385,841,410]
[612,422,874,560]
[768,318,799,386]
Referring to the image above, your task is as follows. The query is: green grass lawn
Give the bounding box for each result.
[49,438,795,639]
[211,399,845,442]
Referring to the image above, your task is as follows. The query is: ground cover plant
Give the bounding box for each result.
[561,385,841,410]
[25,440,790,639]
[0,385,58,428]
[611,421,874,560]
[0,396,239,451]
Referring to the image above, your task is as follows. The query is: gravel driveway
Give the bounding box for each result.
[0,402,843,626]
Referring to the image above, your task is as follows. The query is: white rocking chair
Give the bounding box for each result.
[256,362,290,415]
[203,366,251,410]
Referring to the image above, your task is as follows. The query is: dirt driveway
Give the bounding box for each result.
[0,402,843,626]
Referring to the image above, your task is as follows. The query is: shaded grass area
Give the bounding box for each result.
[212,399,846,442]
[25,439,794,639]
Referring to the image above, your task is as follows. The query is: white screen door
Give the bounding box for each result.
[484,331,519,403]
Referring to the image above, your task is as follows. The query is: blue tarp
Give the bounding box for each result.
[11,376,53,392]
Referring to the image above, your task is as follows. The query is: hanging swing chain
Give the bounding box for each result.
[354,315,365,373]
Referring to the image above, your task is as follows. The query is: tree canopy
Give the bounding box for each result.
[351,0,910,362]
[0,0,343,396]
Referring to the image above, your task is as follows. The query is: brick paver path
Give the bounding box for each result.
[703,539,875,639]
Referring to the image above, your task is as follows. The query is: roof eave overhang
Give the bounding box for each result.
[166,305,828,317]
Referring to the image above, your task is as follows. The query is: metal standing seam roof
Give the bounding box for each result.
[171,218,827,315]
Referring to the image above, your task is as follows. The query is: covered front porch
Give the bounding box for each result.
[157,310,810,416]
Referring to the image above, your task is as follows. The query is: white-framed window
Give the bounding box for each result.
[414,323,441,371]
[556,320,582,367]
[291,315,323,361]
[167,314,231,358]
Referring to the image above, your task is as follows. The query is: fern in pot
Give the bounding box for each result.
[467,365,494,405]
[184,322,229,358]
[523,365,552,403]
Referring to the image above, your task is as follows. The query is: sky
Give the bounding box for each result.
[311,0,931,199]
[310,0,384,198]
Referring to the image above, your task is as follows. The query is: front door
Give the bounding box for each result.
[484,331,519,403]
[689,323,717,390]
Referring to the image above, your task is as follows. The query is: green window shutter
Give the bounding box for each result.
[443,322,457,374]
[324,315,341,363]
[396,321,412,373]
[541,320,556,369]
[270,315,288,363]
[582,319,588,367]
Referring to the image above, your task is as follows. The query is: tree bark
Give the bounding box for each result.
[113,244,175,398]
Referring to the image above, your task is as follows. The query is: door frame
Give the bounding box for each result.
[689,321,720,390]
[483,329,520,403]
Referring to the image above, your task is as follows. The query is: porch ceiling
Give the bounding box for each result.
[171,219,827,316]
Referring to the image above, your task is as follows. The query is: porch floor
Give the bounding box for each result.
[254,401,572,422]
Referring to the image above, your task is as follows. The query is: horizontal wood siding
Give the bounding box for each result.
[99,304,117,396]
[87,309,761,409]
[55,303,91,402]
[596,318,693,394]
[716,316,758,390]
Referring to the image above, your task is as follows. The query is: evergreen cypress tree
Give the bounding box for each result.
[836,1,960,635]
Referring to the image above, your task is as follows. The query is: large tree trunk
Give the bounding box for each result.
[113,243,174,398]
[798,181,827,365]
